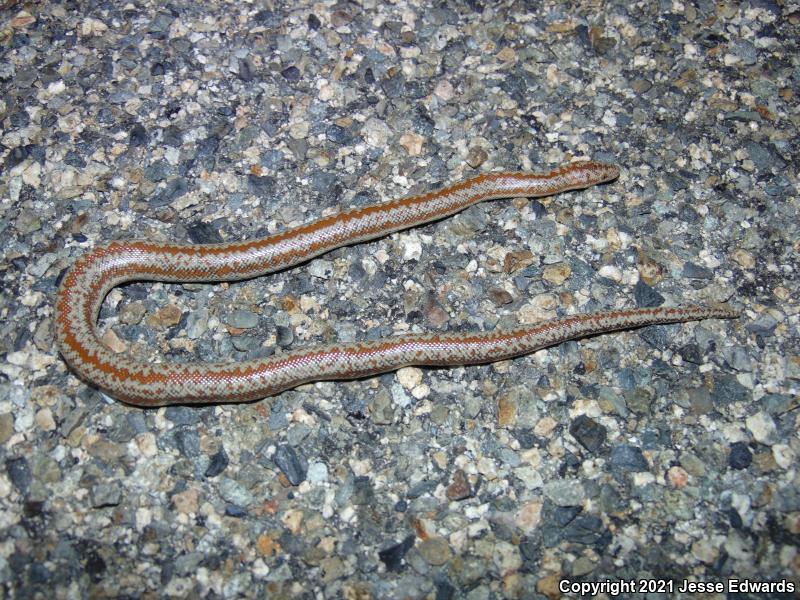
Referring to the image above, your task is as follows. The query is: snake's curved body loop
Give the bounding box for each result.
[54,162,737,405]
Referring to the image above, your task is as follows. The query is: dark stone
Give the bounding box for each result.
[562,514,609,548]
[639,324,669,349]
[309,170,339,197]
[641,426,670,450]
[378,534,415,572]
[513,429,537,449]
[11,32,29,48]
[663,173,689,191]
[569,415,606,453]
[552,505,582,527]
[8,109,30,127]
[625,387,655,415]
[224,504,247,517]
[609,444,649,474]
[84,549,106,583]
[529,199,547,219]
[29,561,50,584]
[149,177,188,208]
[760,393,795,416]
[269,400,289,431]
[412,106,435,135]
[257,149,282,170]
[746,141,787,171]
[406,479,437,499]
[91,482,122,508]
[679,204,701,224]
[434,577,455,600]
[750,0,780,14]
[129,123,147,147]
[326,124,353,145]
[678,343,704,364]
[253,9,280,27]
[64,150,87,168]
[381,72,405,98]
[162,125,182,147]
[107,415,138,443]
[8,548,27,574]
[404,80,430,99]
[205,448,229,478]
[682,262,713,279]
[275,325,294,348]
[351,191,375,207]
[559,451,581,475]
[598,483,626,514]
[746,315,777,336]
[281,65,301,82]
[164,406,200,426]
[23,499,44,518]
[499,71,532,103]
[5,457,31,493]
[186,221,224,244]
[148,12,174,39]
[5,144,35,169]
[615,367,639,390]
[519,535,541,563]
[273,445,307,485]
[238,59,254,82]
[247,174,276,197]
[144,160,171,182]
[196,135,220,159]
[634,280,664,308]
[729,441,752,470]
[352,476,375,505]
[728,507,744,529]
[710,373,750,405]
[348,261,367,283]
[174,427,200,458]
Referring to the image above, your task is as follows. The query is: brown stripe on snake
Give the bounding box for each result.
[53,161,738,406]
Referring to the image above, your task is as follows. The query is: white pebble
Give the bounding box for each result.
[598,264,623,283]
[400,235,422,261]
[745,412,778,445]
[397,367,423,389]
[307,462,329,483]
[772,444,795,470]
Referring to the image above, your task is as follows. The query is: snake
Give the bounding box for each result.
[53,161,738,406]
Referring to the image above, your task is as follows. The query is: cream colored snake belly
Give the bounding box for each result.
[54,161,737,406]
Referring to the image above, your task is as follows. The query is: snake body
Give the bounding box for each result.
[54,162,737,406]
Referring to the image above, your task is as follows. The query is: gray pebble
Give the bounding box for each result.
[273,444,307,485]
[609,444,649,474]
[568,415,606,453]
[186,308,209,339]
[710,373,750,405]
[217,478,253,506]
[5,457,31,493]
[91,482,122,508]
[226,309,259,329]
[543,479,586,507]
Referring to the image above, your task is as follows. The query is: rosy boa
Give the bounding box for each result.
[54,162,737,405]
